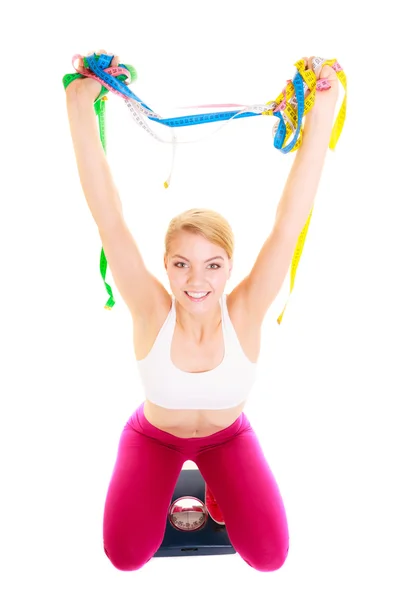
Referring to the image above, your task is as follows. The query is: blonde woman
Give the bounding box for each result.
[65,50,339,571]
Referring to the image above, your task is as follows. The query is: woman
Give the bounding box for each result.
[65,50,339,571]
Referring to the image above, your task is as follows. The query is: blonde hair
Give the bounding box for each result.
[165,208,234,259]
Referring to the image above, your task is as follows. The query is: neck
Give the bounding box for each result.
[174,296,222,342]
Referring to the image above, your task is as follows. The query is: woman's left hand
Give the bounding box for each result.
[303,56,340,115]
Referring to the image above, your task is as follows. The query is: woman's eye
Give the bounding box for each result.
[174,262,221,269]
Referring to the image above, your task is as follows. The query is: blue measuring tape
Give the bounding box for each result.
[84,54,304,149]
[63,52,346,318]
[274,72,305,153]
[85,55,158,115]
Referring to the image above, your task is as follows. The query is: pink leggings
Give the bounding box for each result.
[103,403,289,571]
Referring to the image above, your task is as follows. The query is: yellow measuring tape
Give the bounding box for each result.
[269,58,347,323]
[65,54,347,322]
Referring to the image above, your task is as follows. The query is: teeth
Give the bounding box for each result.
[186,292,208,298]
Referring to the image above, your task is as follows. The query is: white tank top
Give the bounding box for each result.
[136,294,258,410]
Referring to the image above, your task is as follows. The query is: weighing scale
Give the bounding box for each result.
[154,466,236,558]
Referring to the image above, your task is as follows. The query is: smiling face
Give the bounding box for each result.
[164,231,233,310]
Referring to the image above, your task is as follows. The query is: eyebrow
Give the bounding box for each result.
[172,254,225,263]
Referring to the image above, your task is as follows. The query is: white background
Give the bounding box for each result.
[1,2,399,599]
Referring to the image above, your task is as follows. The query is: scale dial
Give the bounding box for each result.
[168,496,208,532]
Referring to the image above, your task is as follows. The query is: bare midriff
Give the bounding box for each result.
[143,399,247,438]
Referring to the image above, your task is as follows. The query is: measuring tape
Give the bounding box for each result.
[63,54,347,323]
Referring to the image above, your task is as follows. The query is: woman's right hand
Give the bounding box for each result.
[66,49,120,103]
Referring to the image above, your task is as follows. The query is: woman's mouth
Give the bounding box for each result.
[184,291,211,302]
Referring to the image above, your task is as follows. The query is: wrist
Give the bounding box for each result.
[66,80,102,105]
[304,104,336,133]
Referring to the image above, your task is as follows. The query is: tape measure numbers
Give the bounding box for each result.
[63,53,347,323]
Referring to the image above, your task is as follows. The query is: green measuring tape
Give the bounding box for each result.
[63,53,346,320]
[63,56,138,309]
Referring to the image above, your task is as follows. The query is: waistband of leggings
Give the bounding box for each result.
[129,402,248,444]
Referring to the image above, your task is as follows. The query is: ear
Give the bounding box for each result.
[228,259,233,279]
[164,253,168,270]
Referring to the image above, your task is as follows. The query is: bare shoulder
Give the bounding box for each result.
[226,285,262,329]
[226,287,263,363]
[131,283,171,327]
[131,289,172,361]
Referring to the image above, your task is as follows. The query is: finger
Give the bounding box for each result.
[319,64,336,83]
[311,57,331,79]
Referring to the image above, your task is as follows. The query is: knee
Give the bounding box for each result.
[104,544,152,572]
[246,542,289,572]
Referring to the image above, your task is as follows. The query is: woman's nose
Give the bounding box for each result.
[187,269,204,285]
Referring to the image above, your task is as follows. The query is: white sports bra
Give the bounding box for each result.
[136,294,258,410]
